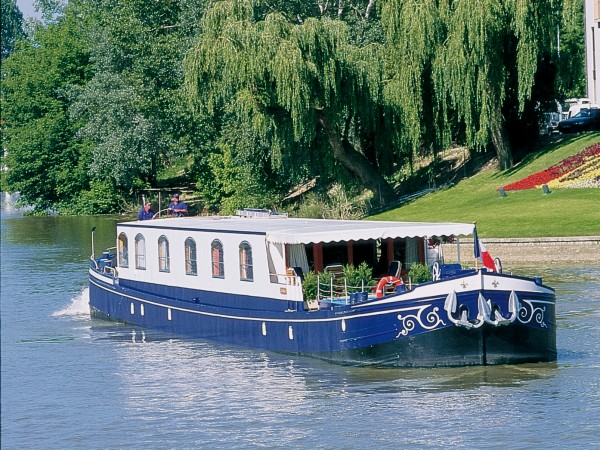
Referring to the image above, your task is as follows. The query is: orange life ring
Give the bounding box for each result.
[375,276,404,298]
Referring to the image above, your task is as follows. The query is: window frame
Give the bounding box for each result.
[211,239,224,278]
[135,233,146,270]
[158,235,170,273]
[185,237,197,276]
[239,241,253,281]
[118,232,129,268]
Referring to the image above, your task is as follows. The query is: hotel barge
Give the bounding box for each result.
[89,211,556,367]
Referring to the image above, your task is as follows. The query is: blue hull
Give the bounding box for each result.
[89,270,556,368]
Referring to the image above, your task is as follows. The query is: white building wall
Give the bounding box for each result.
[585,0,600,103]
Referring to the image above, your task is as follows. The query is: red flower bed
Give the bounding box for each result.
[502,143,600,191]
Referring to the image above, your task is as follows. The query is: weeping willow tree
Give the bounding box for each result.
[184,1,397,203]
[382,0,561,170]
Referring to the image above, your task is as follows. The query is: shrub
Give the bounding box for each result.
[60,180,124,215]
[302,271,319,300]
[409,262,432,284]
[343,262,375,293]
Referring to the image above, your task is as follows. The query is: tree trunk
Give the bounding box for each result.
[317,110,396,204]
[490,110,513,170]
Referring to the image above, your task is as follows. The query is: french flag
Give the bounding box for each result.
[473,227,496,271]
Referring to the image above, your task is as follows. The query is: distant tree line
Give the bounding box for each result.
[0,0,587,214]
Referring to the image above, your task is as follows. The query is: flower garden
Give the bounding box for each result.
[502,143,600,191]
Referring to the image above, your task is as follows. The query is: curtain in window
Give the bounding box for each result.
[405,237,419,266]
[288,244,309,275]
[135,234,146,269]
[158,236,170,272]
[118,233,128,268]
[239,242,253,281]
[185,238,197,275]
[211,240,224,277]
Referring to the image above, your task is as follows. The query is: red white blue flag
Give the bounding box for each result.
[473,227,496,271]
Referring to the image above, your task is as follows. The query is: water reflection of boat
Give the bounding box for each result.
[88,210,556,368]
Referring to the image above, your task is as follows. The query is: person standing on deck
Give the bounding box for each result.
[137,202,155,220]
[167,193,188,217]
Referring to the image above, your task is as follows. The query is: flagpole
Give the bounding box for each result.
[473,222,479,271]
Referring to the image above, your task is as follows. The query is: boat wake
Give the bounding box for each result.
[53,287,90,317]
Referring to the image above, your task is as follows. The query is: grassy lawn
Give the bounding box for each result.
[371,133,600,238]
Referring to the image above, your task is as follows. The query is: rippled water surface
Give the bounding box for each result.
[2,204,599,448]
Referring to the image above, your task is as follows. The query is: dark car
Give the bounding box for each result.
[557,108,600,133]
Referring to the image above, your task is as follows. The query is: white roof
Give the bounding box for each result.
[120,216,474,245]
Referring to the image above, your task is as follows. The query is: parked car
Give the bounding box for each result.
[557,108,600,133]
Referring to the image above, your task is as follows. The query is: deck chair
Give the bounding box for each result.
[387,261,401,278]
[324,264,345,296]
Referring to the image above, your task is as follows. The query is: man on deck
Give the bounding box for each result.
[137,202,155,220]
[167,193,188,217]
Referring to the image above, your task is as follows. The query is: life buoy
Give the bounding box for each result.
[375,276,404,298]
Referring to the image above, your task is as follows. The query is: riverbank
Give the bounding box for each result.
[372,134,600,237]
[442,236,600,265]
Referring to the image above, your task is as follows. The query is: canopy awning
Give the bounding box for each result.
[265,220,474,245]
[119,215,474,245]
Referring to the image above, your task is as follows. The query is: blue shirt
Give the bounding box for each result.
[137,207,155,220]
[168,200,188,217]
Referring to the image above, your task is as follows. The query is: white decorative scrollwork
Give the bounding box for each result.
[518,300,548,328]
[432,262,441,281]
[396,305,445,337]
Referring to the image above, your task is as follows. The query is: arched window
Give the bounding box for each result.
[185,237,197,275]
[239,241,253,281]
[118,233,128,268]
[211,239,224,278]
[135,234,146,270]
[158,235,170,272]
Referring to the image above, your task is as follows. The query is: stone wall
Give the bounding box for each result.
[441,236,600,266]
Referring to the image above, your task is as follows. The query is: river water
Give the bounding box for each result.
[1,199,599,449]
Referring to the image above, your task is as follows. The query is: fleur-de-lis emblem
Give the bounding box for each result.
[461,281,468,289]
[492,280,499,288]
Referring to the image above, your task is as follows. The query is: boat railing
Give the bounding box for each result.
[102,266,117,277]
[270,272,302,286]
[91,249,118,277]
[316,276,377,305]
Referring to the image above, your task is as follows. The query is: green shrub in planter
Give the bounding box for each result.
[302,271,319,300]
[409,262,432,284]
[343,262,375,293]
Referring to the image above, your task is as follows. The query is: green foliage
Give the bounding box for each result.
[557,0,586,98]
[197,122,280,214]
[292,184,368,219]
[383,0,561,170]
[1,8,93,211]
[70,72,159,189]
[1,0,24,59]
[343,262,375,293]
[301,270,319,301]
[408,262,432,284]
[1,0,586,215]
[185,1,397,204]
[59,180,124,215]
[302,262,374,300]
[70,0,208,192]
